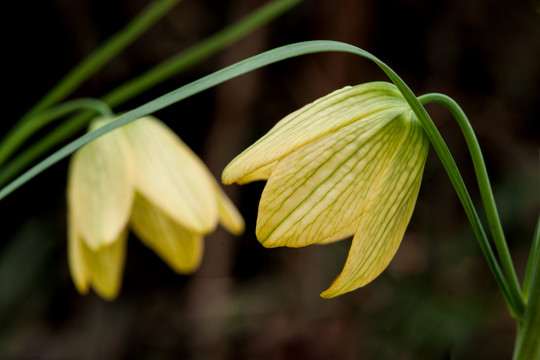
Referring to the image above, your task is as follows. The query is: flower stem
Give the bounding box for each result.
[0,41,521,319]
[523,215,540,299]
[0,0,300,188]
[358,50,525,317]
[418,93,524,317]
[0,112,93,188]
[22,0,182,122]
[103,0,302,107]
[0,44,520,319]
[0,99,112,172]
[513,220,540,359]
[0,0,181,168]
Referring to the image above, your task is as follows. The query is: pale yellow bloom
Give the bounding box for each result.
[68,116,244,300]
[223,82,429,298]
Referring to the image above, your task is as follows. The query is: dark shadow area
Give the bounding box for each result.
[0,0,538,359]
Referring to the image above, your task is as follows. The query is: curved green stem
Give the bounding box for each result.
[418,92,523,316]
[20,0,181,122]
[104,0,302,106]
[0,107,105,187]
[0,0,180,168]
[0,40,524,317]
[363,57,524,317]
[523,215,540,299]
[513,223,540,359]
[0,99,112,166]
[0,0,300,187]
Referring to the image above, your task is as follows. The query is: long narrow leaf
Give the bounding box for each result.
[0,0,301,186]
[0,0,181,167]
[22,0,182,121]
[0,41,359,201]
[0,40,519,316]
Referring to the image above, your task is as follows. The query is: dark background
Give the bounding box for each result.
[0,0,538,359]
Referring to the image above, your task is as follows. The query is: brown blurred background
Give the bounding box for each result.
[0,0,538,359]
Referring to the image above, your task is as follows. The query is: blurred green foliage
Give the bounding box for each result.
[0,0,538,358]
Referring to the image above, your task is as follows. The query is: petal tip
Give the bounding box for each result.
[227,218,245,236]
[319,282,358,299]
[320,281,351,299]
[94,285,121,301]
[221,163,241,185]
[319,290,335,299]
[73,280,90,296]
[221,171,234,185]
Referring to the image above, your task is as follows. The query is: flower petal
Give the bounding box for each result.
[67,214,89,295]
[130,194,204,274]
[222,82,405,184]
[123,117,218,234]
[67,119,134,249]
[321,116,429,298]
[316,221,358,245]
[236,161,277,185]
[212,181,245,235]
[256,107,412,248]
[81,230,128,300]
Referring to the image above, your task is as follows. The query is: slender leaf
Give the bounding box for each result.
[0,39,521,316]
[0,0,301,185]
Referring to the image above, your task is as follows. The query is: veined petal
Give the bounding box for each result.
[130,194,204,274]
[123,116,218,234]
[321,114,429,298]
[256,107,411,248]
[81,230,128,301]
[236,161,277,185]
[316,221,358,245]
[67,119,134,249]
[223,82,405,184]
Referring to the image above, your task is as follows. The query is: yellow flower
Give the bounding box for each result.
[222,82,429,298]
[67,116,244,300]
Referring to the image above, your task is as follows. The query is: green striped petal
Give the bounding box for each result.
[67,119,134,250]
[122,116,218,234]
[256,107,413,247]
[236,161,277,185]
[222,82,405,185]
[223,81,430,298]
[321,114,429,297]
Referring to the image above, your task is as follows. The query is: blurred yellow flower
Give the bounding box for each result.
[67,116,244,300]
[223,82,429,298]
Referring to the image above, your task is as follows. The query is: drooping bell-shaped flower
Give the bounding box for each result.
[222,82,429,298]
[68,116,244,300]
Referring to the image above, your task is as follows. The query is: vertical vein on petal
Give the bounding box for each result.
[223,83,406,184]
[321,119,429,297]
[257,110,408,247]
